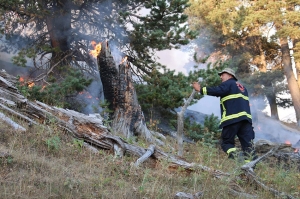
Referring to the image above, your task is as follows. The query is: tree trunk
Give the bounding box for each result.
[280,38,300,126]
[296,61,300,89]
[45,0,72,71]
[292,39,300,89]
[97,42,165,144]
[266,92,279,120]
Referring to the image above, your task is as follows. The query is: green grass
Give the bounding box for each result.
[0,117,299,199]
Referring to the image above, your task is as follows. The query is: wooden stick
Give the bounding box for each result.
[134,144,155,167]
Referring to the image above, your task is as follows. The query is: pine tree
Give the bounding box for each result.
[185,0,300,124]
[0,0,197,77]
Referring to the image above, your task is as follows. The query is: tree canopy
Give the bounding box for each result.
[0,0,197,77]
[185,0,300,123]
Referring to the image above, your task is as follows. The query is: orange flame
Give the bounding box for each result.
[28,82,35,88]
[121,56,128,64]
[285,140,291,145]
[78,90,93,99]
[18,76,37,89]
[89,41,102,58]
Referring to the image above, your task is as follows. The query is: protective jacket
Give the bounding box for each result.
[200,78,252,128]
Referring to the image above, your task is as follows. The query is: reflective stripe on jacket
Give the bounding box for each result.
[200,78,252,128]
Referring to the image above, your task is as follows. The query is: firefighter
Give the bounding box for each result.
[192,68,257,162]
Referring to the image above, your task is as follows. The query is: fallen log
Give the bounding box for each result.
[254,139,300,170]
[0,112,26,131]
[0,103,38,125]
[241,146,297,199]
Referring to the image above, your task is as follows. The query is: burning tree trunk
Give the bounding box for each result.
[97,42,164,145]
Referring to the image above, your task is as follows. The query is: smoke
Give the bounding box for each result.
[156,49,192,75]
[77,79,104,115]
[255,112,300,147]
[0,59,30,77]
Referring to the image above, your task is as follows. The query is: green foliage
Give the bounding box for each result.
[73,139,84,151]
[136,60,228,144]
[46,135,61,151]
[1,0,196,79]
[16,68,92,108]
[135,65,200,110]
[191,61,227,87]
[12,47,39,67]
[184,114,221,146]
[185,0,294,83]
[99,99,113,118]
[135,61,228,112]
[95,99,113,129]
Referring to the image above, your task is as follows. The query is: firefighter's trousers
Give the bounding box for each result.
[221,120,255,158]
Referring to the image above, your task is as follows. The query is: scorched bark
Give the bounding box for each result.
[97,42,164,144]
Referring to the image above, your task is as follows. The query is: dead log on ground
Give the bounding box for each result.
[0,112,26,132]
[255,139,300,170]
[241,146,297,199]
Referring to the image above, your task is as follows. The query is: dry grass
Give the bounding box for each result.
[0,116,300,199]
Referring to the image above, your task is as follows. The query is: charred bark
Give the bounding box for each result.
[97,42,165,144]
[97,42,119,112]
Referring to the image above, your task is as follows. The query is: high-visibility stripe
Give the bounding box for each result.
[219,93,250,124]
[221,93,249,103]
[227,148,237,154]
[221,111,252,123]
[202,87,207,95]
[244,160,251,163]
[221,102,226,119]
